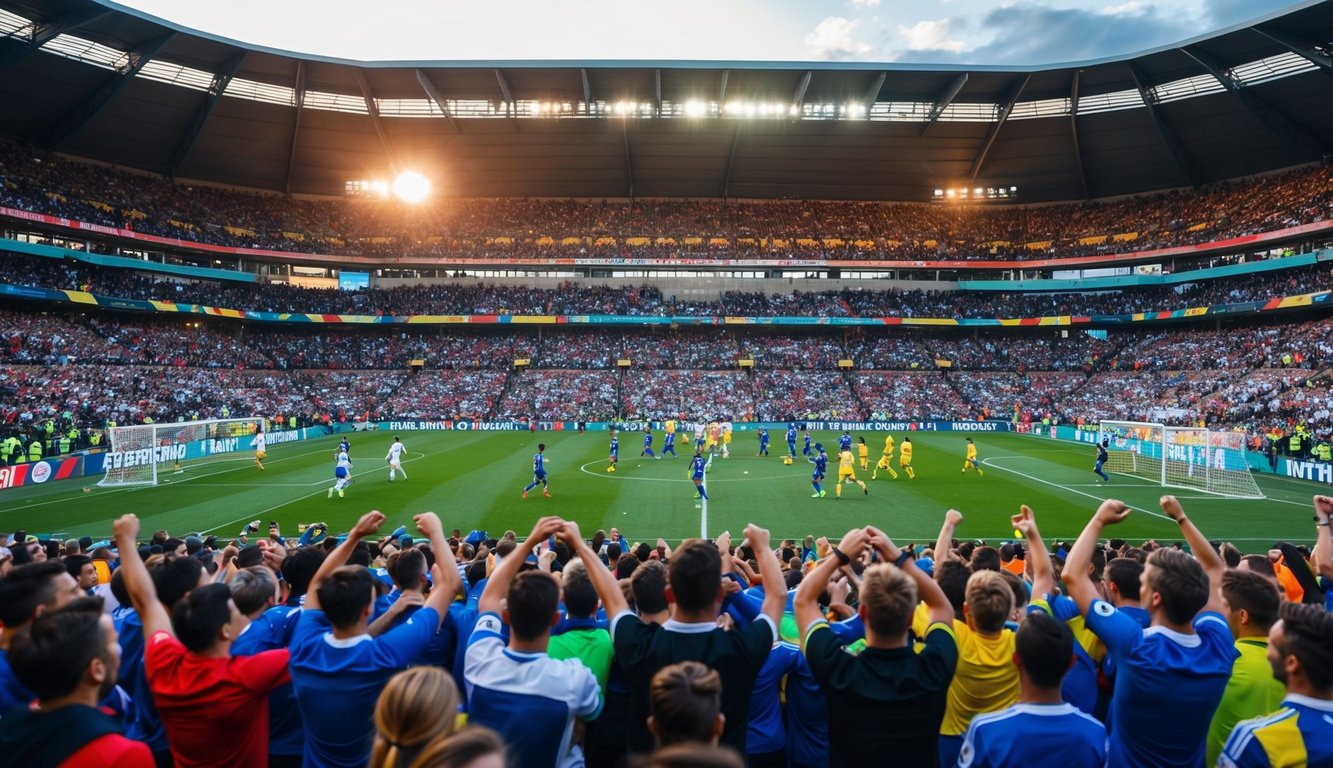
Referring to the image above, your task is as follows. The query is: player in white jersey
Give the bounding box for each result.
[327,449,352,498]
[250,425,267,471]
[385,436,407,482]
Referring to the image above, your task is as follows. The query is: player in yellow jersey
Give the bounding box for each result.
[874,433,899,479]
[962,437,984,476]
[835,448,869,499]
[899,436,916,479]
[856,437,870,470]
[705,421,719,456]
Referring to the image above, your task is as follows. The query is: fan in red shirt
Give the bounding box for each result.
[113,513,291,768]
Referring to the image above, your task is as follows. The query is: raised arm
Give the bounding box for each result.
[795,528,867,639]
[1158,495,1224,615]
[934,509,963,563]
[745,523,784,627]
[559,519,628,616]
[416,511,461,624]
[305,510,384,612]
[1065,499,1129,615]
[1315,496,1333,581]
[112,514,172,637]
[1012,505,1053,599]
[478,516,563,616]
[867,526,953,626]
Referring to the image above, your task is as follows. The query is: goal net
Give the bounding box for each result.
[1096,420,1263,499]
[98,417,265,487]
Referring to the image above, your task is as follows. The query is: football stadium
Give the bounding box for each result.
[1,0,1333,766]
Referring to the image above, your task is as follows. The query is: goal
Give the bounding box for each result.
[1096,421,1263,499]
[98,417,265,487]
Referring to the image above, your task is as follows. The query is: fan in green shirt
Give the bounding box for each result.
[1207,568,1286,767]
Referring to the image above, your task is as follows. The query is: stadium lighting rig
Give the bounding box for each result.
[934,186,1019,201]
[391,171,431,204]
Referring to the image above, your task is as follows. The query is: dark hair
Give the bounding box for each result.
[171,582,234,653]
[1146,548,1209,625]
[389,548,428,591]
[494,539,517,559]
[465,559,488,590]
[163,537,185,554]
[230,567,278,616]
[0,561,70,627]
[64,554,93,581]
[970,546,1001,573]
[639,743,744,768]
[152,556,205,609]
[1220,543,1242,569]
[1277,601,1333,691]
[631,560,669,615]
[616,553,640,580]
[506,570,559,641]
[667,540,722,614]
[635,542,652,562]
[649,661,722,748]
[1220,569,1281,631]
[316,566,375,630]
[561,561,598,619]
[1241,555,1276,579]
[1104,557,1144,601]
[9,597,108,701]
[347,542,372,568]
[933,559,970,615]
[415,726,506,768]
[605,542,622,563]
[1015,612,1073,689]
[109,568,129,607]
[234,545,264,569]
[282,547,326,598]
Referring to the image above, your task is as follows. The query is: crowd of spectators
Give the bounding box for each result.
[3,137,1331,262]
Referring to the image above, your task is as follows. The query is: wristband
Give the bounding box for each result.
[831,546,850,565]
[895,550,913,568]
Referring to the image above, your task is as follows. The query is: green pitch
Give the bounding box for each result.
[0,431,1324,550]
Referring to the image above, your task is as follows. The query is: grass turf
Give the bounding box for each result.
[1,431,1324,549]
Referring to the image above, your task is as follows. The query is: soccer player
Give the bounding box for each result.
[707,421,721,457]
[900,436,916,479]
[694,421,707,454]
[857,436,869,470]
[327,447,352,498]
[808,443,828,498]
[384,435,407,482]
[786,423,798,459]
[662,425,678,458]
[835,447,869,499]
[1218,601,1333,768]
[874,433,899,480]
[641,429,657,459]
[1063,495,1234,768]
[339,437,350,456]
[757,428,770,457]
[690,450,709,500]
[1094,438,1110,482]
[522,443,552,499]
[608,431,619,473]
[721,420,733,459]
[956,613,1107,768]
[802,430,813,458]
[962,437,984,476]
[838,431,852,454]
[251,424,267,471]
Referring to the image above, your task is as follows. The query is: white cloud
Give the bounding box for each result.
[850,0,881,7]
[1102,1,1147,15]
[896,18,967,53]
[804,17,873,60]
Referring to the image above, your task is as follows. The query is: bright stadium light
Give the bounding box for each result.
[391,171,431,204]
[684,100,707,117]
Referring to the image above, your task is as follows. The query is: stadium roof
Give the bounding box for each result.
[0,0,1331,202]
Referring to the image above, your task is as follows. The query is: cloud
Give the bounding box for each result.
[896,18,967,53]
[805,17,873,60]
[1203,0,1300,27]
[850,0,881,6]
[1102,1,1146,15]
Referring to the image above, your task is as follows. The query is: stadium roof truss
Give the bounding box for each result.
[0,0,1331,202]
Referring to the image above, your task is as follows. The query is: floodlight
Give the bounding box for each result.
[391,171,431,204]
[684,100,707,117]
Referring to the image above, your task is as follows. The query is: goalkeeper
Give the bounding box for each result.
[1094,438,1110,482]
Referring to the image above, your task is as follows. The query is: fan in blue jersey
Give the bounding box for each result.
[326,449,352,499]
[958,612,1107,768]
[522,443,552,499]
[662,428,677,457]
[786,424,798,458]
[607,432,619,473]
[641,429,658,459]
[838,431,852,453]
[690,450,709,500]
[756,428,770,457]
[802,430,813,457]
[808,443,827,498]
[1063,495,1235,768]
[1094,438,1110,482]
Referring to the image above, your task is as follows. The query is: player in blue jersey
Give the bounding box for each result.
[662,427,677,457]
[327,448,352,498]
[339,437,350,456]
[1218,601,1333,768]
[757,428,770,457]
[808,443,827,498]
[1063,495,1234,768]
[641,429,658,459]
[838,431,852,453]
[802,430,813,457]
[957,612,1107,768]
[690,450,709,500]
[522,443,552,499]
[786,424,798,458]
[608,431,619,473]
[1094,438,1110,482]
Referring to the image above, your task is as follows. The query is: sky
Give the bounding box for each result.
[115,0,1303,66]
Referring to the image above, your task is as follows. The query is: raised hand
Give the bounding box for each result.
[1158,496,1185,522]
[528,516,565,543]
[944,509,964,526]
[1095,499,1131,526]
[352,511,386,538]
[1313,495,1333,522]
[834,527,869,559]
[113,513,140,542]
[414,511,442,538]
[743,524,771,553]
[1011,505,1038,538]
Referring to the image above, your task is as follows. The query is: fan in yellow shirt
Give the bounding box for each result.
[874,434,899,479]
[962,437,984,476]
[835,449,869,498]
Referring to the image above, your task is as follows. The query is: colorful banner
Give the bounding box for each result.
[81,427,318,477]
[375,419,1013,433]
[0,456,85,492]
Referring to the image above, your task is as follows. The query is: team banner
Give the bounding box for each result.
[377,419,1013,433]
[0,456,84,492]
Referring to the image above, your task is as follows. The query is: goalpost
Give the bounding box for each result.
[97,417,266,487]
[1096,420,1264,499]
